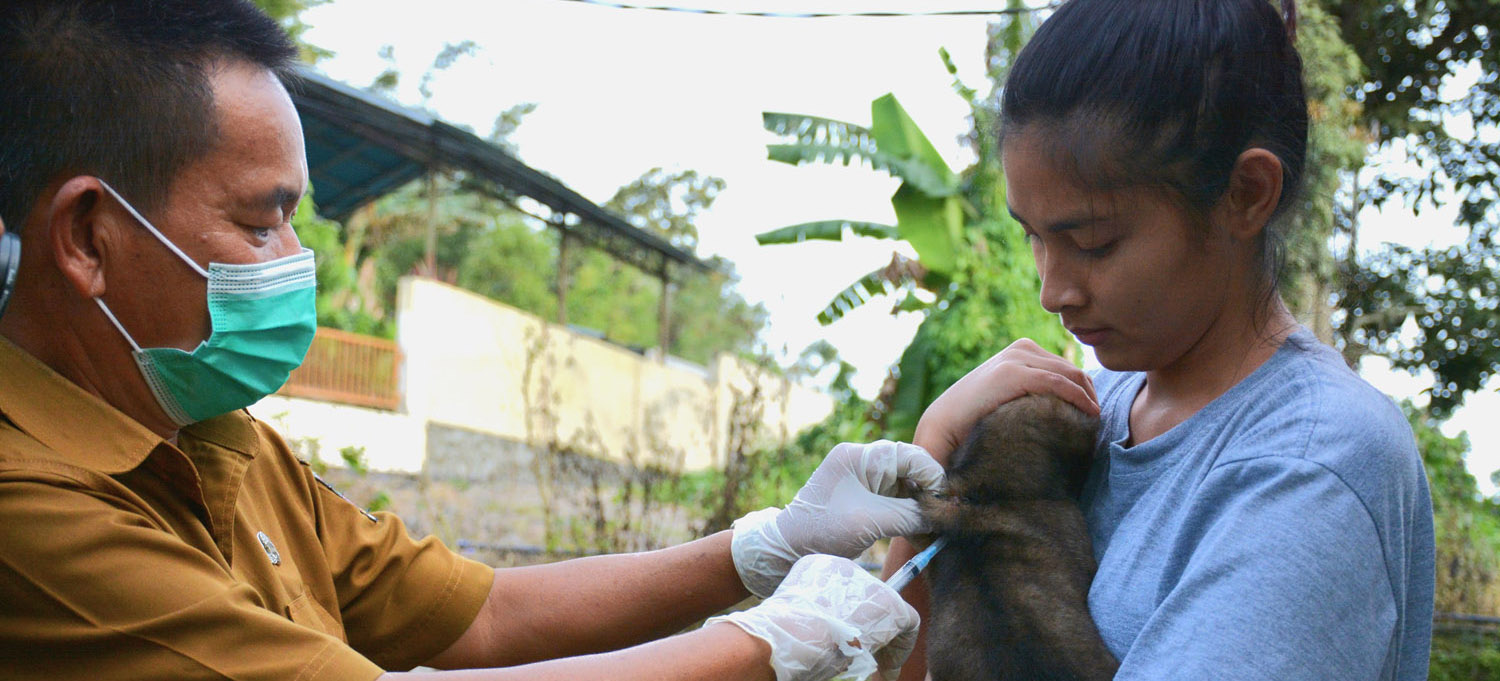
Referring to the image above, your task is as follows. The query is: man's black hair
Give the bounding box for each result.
[0,0,300,231]
[1001,0,1307,299]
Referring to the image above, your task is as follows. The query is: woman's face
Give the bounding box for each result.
[1002,131,1242,373]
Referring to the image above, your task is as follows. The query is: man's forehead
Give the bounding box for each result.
[202,62,308,204]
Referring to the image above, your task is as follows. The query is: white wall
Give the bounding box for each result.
[249,394,428,474]
[261,276,835,473]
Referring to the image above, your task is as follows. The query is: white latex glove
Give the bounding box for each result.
[731,440,944,598]
[708,554,920,681]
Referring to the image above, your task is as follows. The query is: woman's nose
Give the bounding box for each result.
[1037,254,1087,313]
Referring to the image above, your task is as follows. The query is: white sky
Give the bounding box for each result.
[300,0,1498,495]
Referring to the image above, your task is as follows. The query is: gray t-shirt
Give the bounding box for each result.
[1081,329,1435,680]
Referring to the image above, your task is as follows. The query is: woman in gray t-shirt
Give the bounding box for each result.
[885,0,1435,679]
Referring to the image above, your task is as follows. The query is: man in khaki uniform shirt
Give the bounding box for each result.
[0,2,1016,680]
[0,339,493,679]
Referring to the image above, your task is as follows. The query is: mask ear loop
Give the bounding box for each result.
[96,180,211,279]
[94,298,144,353]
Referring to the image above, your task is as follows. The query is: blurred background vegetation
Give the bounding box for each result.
[258,0,1500,676]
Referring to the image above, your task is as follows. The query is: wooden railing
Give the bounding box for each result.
[278,327,402,410]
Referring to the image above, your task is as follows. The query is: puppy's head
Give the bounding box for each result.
[939,394,1100,507]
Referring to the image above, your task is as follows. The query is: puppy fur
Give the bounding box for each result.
[921,394,1118,681]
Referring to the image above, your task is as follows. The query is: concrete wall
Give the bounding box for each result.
[251,394,427,473]
[397,277,833,472]
[252,276,834,474]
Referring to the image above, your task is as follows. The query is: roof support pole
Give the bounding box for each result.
[423,170,438,276]
[555,227,571,326]
[657,268,672,363]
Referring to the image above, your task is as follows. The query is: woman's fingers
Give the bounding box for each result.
[992,340,1098,413]
[913,339,1097,463]
[1020,350,1098,405]
[1023,366,1100,417]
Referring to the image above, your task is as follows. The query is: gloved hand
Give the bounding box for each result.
[731,440,944,598]
[708,554,920,681]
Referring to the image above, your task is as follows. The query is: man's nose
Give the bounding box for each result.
[274,225,303,258]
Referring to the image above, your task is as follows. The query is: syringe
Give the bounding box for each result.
[884,537,948,592]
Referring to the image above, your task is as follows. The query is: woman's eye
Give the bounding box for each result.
[1079,241,1115,257]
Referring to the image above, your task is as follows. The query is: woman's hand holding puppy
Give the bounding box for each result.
[914,339,1098,464]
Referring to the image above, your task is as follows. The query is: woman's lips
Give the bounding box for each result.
[1068,326,1111,345]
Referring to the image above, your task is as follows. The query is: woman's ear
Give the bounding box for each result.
[1220,148,1284,242]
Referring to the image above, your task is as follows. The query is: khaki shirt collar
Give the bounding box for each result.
[183,409,264,457]
[0,336,163,474]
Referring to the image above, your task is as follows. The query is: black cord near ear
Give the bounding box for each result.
[0,232,19,320]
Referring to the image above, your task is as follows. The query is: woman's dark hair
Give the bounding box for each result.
[1001,0,1307,294]
[0,0,299,231]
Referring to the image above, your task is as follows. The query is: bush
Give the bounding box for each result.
[1429,629,1500,681]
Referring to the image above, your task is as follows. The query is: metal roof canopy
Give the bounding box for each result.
[284,67,710,278]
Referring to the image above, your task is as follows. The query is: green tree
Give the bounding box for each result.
[1323,0,1500,417]
[248,0,331,63]
[292,190,390,336]
[564,168,768,365]
[456,214,559,318]
[758,53,1070,438]
[1275,1,1370,339]
[1409,402,1500,616]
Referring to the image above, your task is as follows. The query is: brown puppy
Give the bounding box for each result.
[920,394,1117,681]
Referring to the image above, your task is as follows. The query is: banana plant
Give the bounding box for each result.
[757,94,969,325]
[755,47,1073,440]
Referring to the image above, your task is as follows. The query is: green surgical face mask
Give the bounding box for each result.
[95,181,317,427]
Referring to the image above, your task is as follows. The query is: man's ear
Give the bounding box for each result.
[1219,148,1284,242]
[46,176,116,300]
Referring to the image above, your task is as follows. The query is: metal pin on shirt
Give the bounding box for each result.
[257,531,281,566]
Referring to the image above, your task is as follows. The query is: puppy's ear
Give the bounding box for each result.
[918,492,961,536]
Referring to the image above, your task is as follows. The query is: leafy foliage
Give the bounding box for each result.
[667,393,881,535]
[278,33,766,366]
[1342,231,1500,417]
[756,21,1072,439]
[1276,1,1370,336]
[248,0,332,63]
[755,219,897,244]
[1323,0,1500,414]
[1410,401,1500,615]
[292,191,390,337]
[1430,629,1500,681]
[311,165,766,366]
[560,168,766,364]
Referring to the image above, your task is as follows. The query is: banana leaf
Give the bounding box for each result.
[815,260,922,325]
[755,220,898,245]
[891,184,964,278]
[894,290,931,313]
[763,112,875,150]
[870,94,959,190]
[766,143,958,198]
[885,332,933,440]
